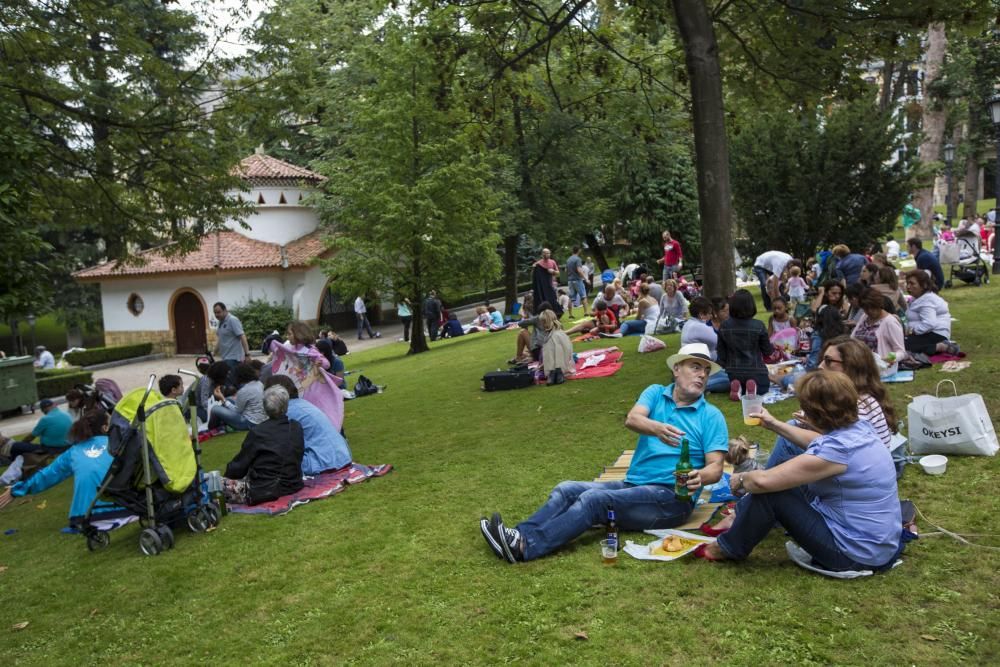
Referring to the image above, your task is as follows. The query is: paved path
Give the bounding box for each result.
[0,302,488,437]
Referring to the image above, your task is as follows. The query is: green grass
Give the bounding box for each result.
[2,282,999,665]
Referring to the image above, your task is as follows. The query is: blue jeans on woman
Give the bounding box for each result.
[619,319,647,335]
[715,484,874,571]
[516,480,692,561]
[705,370,731,393]
[209,405,252,431]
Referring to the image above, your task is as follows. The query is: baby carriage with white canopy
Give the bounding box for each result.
[940,232,990,287]
[81,375,220,555]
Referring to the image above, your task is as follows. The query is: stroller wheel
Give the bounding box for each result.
[139,528,164,556]
[157,525,175,550]
[204,503,220,528]
[86,531,111,552]
[187,510,208,533]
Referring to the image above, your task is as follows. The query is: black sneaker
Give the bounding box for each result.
[501,525,522,561]
[493,512,517,564]
[480,517,505,560]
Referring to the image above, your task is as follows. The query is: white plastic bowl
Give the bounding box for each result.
[919,454,948,475]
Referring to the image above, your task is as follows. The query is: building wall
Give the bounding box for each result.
[226,186,319,245]
[101,277,218,332]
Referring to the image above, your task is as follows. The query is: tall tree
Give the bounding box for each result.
[911,22,949,239]
[314,6,502,354]
[1,0,250,263]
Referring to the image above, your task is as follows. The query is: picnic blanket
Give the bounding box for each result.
[572,333,600,343]
[571,347,623,380]
[228,463,392,516]
[928,351,966,364]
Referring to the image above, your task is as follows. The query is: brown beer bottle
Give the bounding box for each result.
[674,438,693,502]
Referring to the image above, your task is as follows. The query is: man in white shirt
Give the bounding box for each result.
[353,296,380,340]
[34,346,56,369]
[885,237,901,260]
[752,251,793,311]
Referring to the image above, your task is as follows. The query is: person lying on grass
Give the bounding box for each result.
[0,408,122,527]
[221,385,304,506]
[694,370,904,571]
[480,342,728,563]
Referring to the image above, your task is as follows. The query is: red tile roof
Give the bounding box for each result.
[74,231,328,281]
[231,153,326,183]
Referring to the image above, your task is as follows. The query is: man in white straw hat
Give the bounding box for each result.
[479,342,729,563]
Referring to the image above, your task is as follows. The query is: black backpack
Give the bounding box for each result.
[353,375,380,397]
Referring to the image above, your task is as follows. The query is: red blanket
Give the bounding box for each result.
[571,347,624,380]
[228,463,392,516]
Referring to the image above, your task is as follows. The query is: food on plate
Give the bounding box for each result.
[649,535,700,556]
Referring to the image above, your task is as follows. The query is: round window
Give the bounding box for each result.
[127,293,144,316]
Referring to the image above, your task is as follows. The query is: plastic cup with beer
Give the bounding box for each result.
[600,538,618,565]
[741,393,765,427]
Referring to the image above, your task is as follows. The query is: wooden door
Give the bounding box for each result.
[173,292,206,354]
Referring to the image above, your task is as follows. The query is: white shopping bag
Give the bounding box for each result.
[907,380,999,456]
[938,242,960,265]
[637,334,666,354]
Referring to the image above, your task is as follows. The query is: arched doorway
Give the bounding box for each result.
[172,291,207,354]
[317,282,359,332]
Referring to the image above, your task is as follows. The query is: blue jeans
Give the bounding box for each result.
[209,405,251,431]
[662,264,680,281]
[716,485,873,571]
[753,266,773,311]
[807,332,822,369]
[705,370,731,393]
[356,313,375,339]
[568,279,588,307]
[767,432,806,468]
[619,319,647,335]
[515,480,692,561]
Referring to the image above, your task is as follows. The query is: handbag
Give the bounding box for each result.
[907,380,999,456]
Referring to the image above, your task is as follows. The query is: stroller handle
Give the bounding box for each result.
[136,374,157,422]
[178,369,199,378]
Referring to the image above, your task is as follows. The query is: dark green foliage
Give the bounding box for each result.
[35,370,94,399]
[229,299,294,351]
[63,344,153,368]
[731,98,915,261]
[616,142,701,264]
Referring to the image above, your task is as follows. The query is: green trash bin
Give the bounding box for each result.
[0,356,39,413]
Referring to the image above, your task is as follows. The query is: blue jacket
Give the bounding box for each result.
[287,399,352,475]
[11,435,117,520]
[835,253,867,286]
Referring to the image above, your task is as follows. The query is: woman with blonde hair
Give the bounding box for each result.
[538,309,574,384]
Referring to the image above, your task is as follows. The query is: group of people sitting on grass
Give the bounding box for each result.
[481,339,909,572]
[0,319,363,526]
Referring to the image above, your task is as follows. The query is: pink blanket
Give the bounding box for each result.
[928,352,966,364]
[228,463,393,516]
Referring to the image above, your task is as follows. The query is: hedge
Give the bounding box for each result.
[63,343,153,367]
[35,370,94,399]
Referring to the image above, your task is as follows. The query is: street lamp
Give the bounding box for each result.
[943,142,955,225]
[25,313,36,357]
[986,94,1000,209]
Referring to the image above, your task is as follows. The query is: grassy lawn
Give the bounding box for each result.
[1,281,998,665]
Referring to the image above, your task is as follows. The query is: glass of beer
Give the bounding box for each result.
[741,393,765,426]
[600,539,618,565]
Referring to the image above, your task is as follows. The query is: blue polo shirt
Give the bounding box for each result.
[31,408,73,448]
[625,384,729,486]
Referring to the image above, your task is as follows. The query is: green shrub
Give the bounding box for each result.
[35,370,94,399]
[229,298,294,351]
[63,343,153,367]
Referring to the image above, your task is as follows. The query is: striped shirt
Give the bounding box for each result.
[857,394,893,448]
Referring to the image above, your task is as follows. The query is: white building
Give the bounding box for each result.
[75,153,353,354]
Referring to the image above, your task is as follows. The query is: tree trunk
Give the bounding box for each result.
[911,22,948,240]
[671,0,735,299]
[408,297,428,354]
[584,233,610,271]
[963,153,980,218]
[503,234,520,314]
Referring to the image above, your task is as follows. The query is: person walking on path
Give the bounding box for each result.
[423,291,442,341]
[397,298,413,342]
[354,296,380,340]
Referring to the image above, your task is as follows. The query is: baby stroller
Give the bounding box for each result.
[81,375,220,555]
[943,233,990,287]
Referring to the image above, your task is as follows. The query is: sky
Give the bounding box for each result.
[176,0,270,57]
